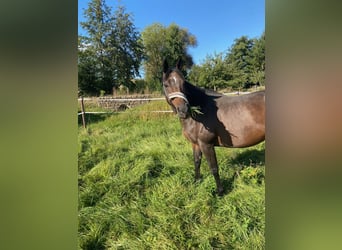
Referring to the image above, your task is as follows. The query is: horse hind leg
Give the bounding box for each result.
[199,142,224,196]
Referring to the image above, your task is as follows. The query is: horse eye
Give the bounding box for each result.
[163,82,169,88]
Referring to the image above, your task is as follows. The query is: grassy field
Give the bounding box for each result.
[78,100,265,249]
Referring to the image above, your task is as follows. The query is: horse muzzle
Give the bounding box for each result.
[175,104,189,119]
[168,92,189,119]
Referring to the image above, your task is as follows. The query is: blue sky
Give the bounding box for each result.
[78,0,264,64]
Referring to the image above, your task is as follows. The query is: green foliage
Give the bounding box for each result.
[188,53,232,90]
[189,105,204,118]
[78,1,264,95]
[188,33,265,91]
[108,5,144,90]
[79,1,144,95]
[78,37,100,96]
[141,23,197,91]
[131,78,148,94]
[78,101,265,249]
[250,32,265,86]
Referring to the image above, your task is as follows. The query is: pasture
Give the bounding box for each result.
[78,100,265,249]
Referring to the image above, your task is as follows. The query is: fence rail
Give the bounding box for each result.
[77,110,173,116]
[78,97,165,101]
[78,92,254,128]
[77,91,251,102]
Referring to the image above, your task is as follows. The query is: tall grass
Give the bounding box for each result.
[78,101,265,249]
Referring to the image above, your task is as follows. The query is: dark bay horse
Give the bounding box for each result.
[162,60,265,195]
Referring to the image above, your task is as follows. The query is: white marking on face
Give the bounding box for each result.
[172,76,178,84]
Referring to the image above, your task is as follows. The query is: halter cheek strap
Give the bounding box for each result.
[167,92,189,104]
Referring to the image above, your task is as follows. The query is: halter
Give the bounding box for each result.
[167,92,189,104]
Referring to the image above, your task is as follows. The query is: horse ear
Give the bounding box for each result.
[176,58,183,70]
[163,59,169,74]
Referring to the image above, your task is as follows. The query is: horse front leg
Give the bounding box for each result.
[199,142,224,196]
[192,143,202,182]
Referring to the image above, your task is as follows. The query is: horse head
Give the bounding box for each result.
[162,60,189,119]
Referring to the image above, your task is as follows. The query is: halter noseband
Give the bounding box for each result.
[167,92,189,104]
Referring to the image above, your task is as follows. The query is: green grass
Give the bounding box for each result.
[78,101,265,249]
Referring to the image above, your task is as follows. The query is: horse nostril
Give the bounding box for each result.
[176,105,188,116]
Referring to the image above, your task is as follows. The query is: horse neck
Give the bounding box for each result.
[180,113,198,131]
[183,81,207,107]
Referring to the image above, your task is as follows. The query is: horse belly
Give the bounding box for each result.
[217,111,265,148]
[229,122,265,147]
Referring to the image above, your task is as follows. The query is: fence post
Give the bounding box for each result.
[80,96,86,129]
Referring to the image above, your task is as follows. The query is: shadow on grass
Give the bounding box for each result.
[230,148,265,166]
[220,177,235,196]
[149,157,164,179]
[78,113,115,127]
[220,147,265,195]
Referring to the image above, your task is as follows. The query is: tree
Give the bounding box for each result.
[164,23,197,69]
[140,23,165,91]
[80,0,113,94]
[141,23,197,91]
[188,53,232,90]
[250,32,265,86]
[79,0,144,95]
[188,33,265,91]
[78,36,98,95]
[225,36,254,89]
[107,5,144,91]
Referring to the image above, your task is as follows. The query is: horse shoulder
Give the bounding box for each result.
[181,119,199,144]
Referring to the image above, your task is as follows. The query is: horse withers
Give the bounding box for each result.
[162,60,265,196]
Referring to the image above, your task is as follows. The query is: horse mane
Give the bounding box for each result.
[183,80,223,107]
